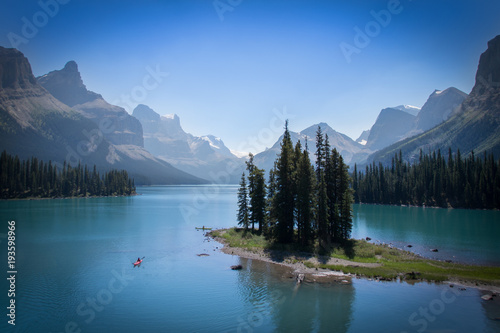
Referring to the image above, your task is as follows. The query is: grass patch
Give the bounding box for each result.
[211,228,267,251]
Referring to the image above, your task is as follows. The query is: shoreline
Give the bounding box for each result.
[0,192,139,201]
[210,229,500,294]
[355,201,499,212]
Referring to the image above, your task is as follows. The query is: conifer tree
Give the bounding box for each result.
[315,126,329,246]
[237,172,249,230]
[272,120,296,243]
[296,140,316,246]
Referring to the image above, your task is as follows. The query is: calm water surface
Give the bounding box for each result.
[0,185,499,333]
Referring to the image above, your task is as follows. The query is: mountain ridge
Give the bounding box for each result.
[0,47,206,185]
[133,104,245,183]
[368,35,500,165]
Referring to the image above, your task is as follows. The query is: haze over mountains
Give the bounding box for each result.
[132,104,244,183]
[0,48,204,185]
[253,123,368,173]
[0,34,498,184]
[370,35,500,164]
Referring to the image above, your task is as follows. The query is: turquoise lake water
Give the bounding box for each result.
[0,185,499,332]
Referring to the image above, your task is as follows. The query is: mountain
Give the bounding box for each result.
[132,104,244,183]
[356,129,370,146]
[365,107,417,151]
[413,87,468,133]
[37,61,143,146]
[358,89,466,155]
[0,47,205,185]
[393,104,421,116]
[369,35,500,164]
[253,122,366,172]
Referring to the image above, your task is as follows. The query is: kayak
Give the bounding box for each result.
[195,227,212,230]
[133,259,143,266]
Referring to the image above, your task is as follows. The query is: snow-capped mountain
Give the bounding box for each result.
[133,104,245,183]
[393,104,421,116]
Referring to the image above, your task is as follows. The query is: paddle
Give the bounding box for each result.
[133,256,145,265]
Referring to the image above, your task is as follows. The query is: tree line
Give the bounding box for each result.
[0,151,136,199]
[237,122,354,248]
[353,149,500,209]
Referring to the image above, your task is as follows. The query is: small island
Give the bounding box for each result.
[221,123,500,294]
[210,227,500,292]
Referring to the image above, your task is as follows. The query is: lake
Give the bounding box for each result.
[0,185,499,333]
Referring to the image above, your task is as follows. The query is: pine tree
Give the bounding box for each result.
[251,167,267,233]
[272,120,296,243]
[315,126,329,247]
[237,172,249,230]
[296,140,316,246]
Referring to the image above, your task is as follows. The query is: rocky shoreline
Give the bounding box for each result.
[210,230,500,297]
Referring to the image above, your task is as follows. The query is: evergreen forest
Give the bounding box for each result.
[0,151,136,199]
[237,123,354,248]
[353,149,500,209]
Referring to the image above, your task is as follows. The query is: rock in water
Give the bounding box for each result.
[231,265,243,270]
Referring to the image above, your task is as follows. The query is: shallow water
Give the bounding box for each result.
[0,185,498,332]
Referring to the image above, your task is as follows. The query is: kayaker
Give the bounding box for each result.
[137,257,141,263]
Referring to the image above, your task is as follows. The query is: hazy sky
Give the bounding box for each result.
[1,0,499,154]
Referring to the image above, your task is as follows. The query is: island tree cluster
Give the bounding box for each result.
[353,149,500,209]
[0,151,136,199]
[237,123,354,247]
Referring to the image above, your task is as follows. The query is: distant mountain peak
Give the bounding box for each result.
[413,87,468,133]
[0,46,37,89]
[393,105,421,116]
[471,34,500,97]
[163,113,178,120]
[368,35,500,165]
[37,60,101,107]
[63,60,78,72]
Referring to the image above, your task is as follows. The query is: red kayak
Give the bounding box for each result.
[133,259,143,266]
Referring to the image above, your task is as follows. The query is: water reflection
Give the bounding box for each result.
[352,204,500,265]
[235,257,355,332]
